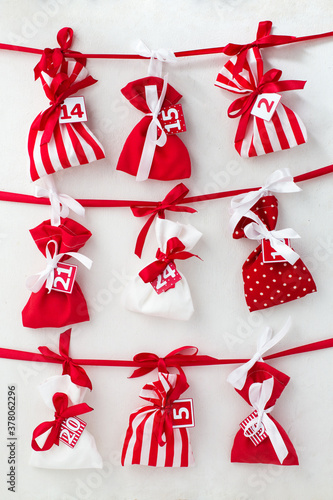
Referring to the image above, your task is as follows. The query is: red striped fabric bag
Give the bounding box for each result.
[121,371,194,467]
[215,47,307,157]
[28,59,105,181]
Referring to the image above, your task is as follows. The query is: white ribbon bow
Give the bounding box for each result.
[227,317,291,390]
[26,240,92,293]
[230,168,301,232]
[244,211,300,265]
[247,377,289,464]
[35,177,85,227]
[136,76,168,182]
[136,40,177,77]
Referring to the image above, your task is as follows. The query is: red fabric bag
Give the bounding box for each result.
[121,370,194,467]
[233,195,316,311]
[116,77,191,181]
[230,361,298,465]
[22,218,92,329]
[28,28,105,182]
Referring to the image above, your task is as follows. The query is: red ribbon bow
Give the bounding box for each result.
[222,21,296,77]
[139,236,200,283]
[227,68,306,143]
[131,183,196,258]
[38,329,92,390]
[34,27,86,80]
[31,392,93,452]
[31,71,97,145]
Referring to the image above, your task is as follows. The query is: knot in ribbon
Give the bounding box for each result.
[31,392,93,452]
[243,211,300,265]
[130,346,199,379]
[35,179,85,227]
[131,183,196,258]
[136,76,168,182]
[136,40,176,77]
[227,68,306,143]
[38,329,92,390]
[139,236,200,283]
[247,377,288,464]
[34,27,86,80]
[31,70,97,145]
[227,317,291,390]
[222,20,296,77]
[229,168,301,232]
[26,239,92,294]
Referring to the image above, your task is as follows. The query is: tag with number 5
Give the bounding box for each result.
[172,399,195,428]
[150,262,182,294]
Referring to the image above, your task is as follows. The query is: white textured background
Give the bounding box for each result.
[0,1,333,499]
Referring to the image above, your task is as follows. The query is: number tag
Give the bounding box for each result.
[172,399,195,428]
[240,410,268,446]
[59,416,86,449]
[262,238,290,263]
[51,263,77,294]
[158,104,186,135]
[150,262,182,294]
[251,93,281,121]
[59,96,87,124]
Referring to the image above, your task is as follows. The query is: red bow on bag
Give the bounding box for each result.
[227,68,306,144]
[31,392,93,452]
[139,236,200,283]
[131,183,196,258]
[129,346,218,378]
[34,27,86,80]
[222,20,296,77]
[38,329,92,390]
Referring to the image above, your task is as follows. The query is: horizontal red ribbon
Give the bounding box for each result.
[31,392,93,451]
[227,68,306,143]
[139,236,200,283]
[131,183,197,258]
[38,329,92,390]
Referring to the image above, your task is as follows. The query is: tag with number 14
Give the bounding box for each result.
[59,96,88,124]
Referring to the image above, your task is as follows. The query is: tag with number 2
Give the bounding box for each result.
[150,262,182,294]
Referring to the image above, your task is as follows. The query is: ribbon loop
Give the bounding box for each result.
[26,239,92,294]
[227,318,291,390]
[243,211,300,265]
[230,168,301,232]
[130,345,199,378]
[136,40,176,77]
[35,177,85,227]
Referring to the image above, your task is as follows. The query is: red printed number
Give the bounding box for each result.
[59,416,86,449]
[59,96,87,124]
[257,98,275,113]
[251,93,281,122]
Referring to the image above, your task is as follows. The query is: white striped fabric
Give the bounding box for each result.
[28,60,105,181]
[215,48,307,158]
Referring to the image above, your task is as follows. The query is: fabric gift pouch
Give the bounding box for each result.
[122,370,195,467]
[215,46,307,158]
[30,374,102,469]
[22,218,92,328]
[116,76,191,181]
[123,218,202,320]
[28,45,105,181]
[233,195,316,312]
[228,361,298,465]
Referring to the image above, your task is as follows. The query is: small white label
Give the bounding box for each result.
[251,93,281,121]
[59,96,87,124]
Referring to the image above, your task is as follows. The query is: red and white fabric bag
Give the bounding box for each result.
[215,46,307,157]
[123,218,202,320]
[227,320,298,465]
[30,374,103,469]
[28,28,105,181]
[122,370,194,467]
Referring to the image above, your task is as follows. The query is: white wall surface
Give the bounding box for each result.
[0,1,333,499]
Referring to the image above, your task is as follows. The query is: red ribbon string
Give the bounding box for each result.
[38,329,92,390]
[0,163,332,209]
[227,68,306,143]
[31,73,97,145]
[139,237,200,283]
[222,21,296,77]
[131,183,197,258]
[31,392,93,452]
